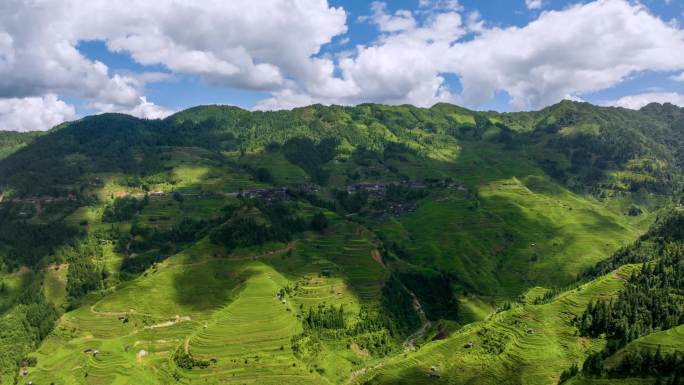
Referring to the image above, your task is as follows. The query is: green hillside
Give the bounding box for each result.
[0,131,42,160]
[0,101,682,384]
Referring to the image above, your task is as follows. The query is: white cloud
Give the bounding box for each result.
[259,0,684,111]
[256,90,314,111]
[605,92,684,109]
[3,0,684,115]
[0,0,347,120]
[0,95,76,132]
[672,72,684,82]
[365,2,416,33]
[280,2,466,109]
[88,0,347,91]
[418,0,462,12]
[448,0,684,109]
[94,97,176,120]
[525,0,543,10]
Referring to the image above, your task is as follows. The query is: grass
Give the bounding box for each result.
[244,151,310,185]
[358,265,640,385]
[43,265,67,307]
[457,295,495,324]
[181,263,321,384]
[373,142,649,300]
[0,267,33,312]
[20,224,382,385]
[23,215,635,385]
[604,324,684,370]
[8,139,668,385]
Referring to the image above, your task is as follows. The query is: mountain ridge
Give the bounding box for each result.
[0,99,682,384]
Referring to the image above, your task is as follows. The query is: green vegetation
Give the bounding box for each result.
[0,100,682,384]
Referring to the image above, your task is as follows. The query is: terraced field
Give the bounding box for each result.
[376,175,643,298]
[19,227,383,385]
[603,324,684,370]
[5,104,681,385]
[294,222,387,302]
[358,265,640,385]
[183,264,318,384]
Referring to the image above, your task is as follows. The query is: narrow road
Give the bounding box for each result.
[346,287,431,384]
[402,291,431,352]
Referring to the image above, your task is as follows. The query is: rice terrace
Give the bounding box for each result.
[1,1,684,384]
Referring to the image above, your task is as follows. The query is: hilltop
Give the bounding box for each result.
[0,100,682,384]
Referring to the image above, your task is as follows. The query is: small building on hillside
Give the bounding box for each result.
[347,183,386,194]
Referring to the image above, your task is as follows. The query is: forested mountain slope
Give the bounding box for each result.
[0,131,41,161]
[0,101,682,384]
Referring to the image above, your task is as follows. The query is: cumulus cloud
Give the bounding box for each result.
[0,95,76,132]
[268,2,466,109]
[672,72,684,82]
[0,0,346,122]
[364,2,416,33]
[3,0,684,116]
[95,0,347,90]
[525,0,543,10]
[258,0,684,111]
[256,90,314,111]
[605,92,684,109]
[448,0,684,109]
[418,0,462,12]
[95,97,176,120]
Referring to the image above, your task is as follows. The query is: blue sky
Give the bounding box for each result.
[1,0,684,131]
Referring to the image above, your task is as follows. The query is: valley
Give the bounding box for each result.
[0,101,682,384]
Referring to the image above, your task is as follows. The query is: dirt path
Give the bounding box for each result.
[371,250,385,268]
[89,304,127,317]
[402,291,431,352]
[346,287,431,384]
[346,362,385,385]
[146,315,192,329]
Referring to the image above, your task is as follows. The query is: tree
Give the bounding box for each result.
[310,212,329,232]
[255,167,273,183]
[172,191,184,204]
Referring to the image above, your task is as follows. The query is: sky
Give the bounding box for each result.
[1,0,684,131]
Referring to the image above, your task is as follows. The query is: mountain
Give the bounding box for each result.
[0,130,42,161]
[0,101,682,384]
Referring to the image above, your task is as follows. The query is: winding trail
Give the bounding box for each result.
[346,287,431,384]
[402,291,431,352]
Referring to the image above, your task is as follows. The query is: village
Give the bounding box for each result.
[0,179,466,222]
[239,179,466,201]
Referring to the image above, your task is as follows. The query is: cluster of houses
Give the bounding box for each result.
[238,179,466,204]
[0,194,77,207]
[346,183,387,194]
[239,187,289,201]
[238,184,321,202]
[0,193,80,218]
[125,190,228,200]
[346,179,466,195]
[388,202,418,216]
